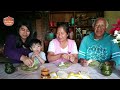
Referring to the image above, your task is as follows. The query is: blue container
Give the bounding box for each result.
[48,32,54,40]
[71,17,75,26]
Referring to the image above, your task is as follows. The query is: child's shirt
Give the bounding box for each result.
[29,51,46,65]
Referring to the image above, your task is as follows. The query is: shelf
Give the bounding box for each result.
[49,26,75,28]
[49,26,57,28]
[49,11,98,14]
[49,11,75,14]
[48,11,104,48]
[76,25,92,28]
[49,25,92,28]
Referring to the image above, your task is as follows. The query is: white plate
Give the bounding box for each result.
[57,71,68,79]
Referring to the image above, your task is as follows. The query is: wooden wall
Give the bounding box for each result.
[104,11,120,32]
[49,13,73,22]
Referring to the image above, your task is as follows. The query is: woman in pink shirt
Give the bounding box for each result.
[47,24,78,65]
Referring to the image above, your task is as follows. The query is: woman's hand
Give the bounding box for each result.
[61,53,69,60]
[20,55,34,67]
[69,54,75,63]
[23,58,34,67]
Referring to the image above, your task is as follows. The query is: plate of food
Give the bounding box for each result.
[67,72,91,79]
[88,60,100,68]
[58,62,72,69]
[50,71,68,79]
[18,63,40,72]
[49,71,91,79]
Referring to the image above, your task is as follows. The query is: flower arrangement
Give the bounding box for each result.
[109,19,120,47]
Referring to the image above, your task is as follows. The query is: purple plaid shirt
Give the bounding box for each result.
[4,34,31,63]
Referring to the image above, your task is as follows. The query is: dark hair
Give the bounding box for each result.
[29,39,42,48]
[15,20,35,48]
[57,24,69,34]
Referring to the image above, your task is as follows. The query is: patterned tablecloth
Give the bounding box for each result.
[0,63,120,79]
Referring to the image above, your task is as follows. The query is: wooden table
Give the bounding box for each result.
[0,63,120,79]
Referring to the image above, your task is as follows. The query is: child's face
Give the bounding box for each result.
[31,43,42,54]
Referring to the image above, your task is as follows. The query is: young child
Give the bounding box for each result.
[29,39,46,67]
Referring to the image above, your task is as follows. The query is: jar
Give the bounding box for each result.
[70,17,75,26]
[100,62,112,76]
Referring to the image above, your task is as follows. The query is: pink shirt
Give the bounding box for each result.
[48,38,77,65]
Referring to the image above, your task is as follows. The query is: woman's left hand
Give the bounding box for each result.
[69,54,75,62]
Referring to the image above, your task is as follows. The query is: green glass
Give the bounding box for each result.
[100,63,112,76]
[71,17,75,26]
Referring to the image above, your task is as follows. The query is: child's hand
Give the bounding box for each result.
[33,51,40,57]
[31,54,36,59]
[34,50,40,55]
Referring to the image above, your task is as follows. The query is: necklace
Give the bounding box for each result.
[22,45,27,49]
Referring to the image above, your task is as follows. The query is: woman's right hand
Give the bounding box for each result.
[23,57,34,67]
[20,55,34,67]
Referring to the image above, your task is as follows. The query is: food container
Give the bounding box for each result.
[100,62,112,76]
